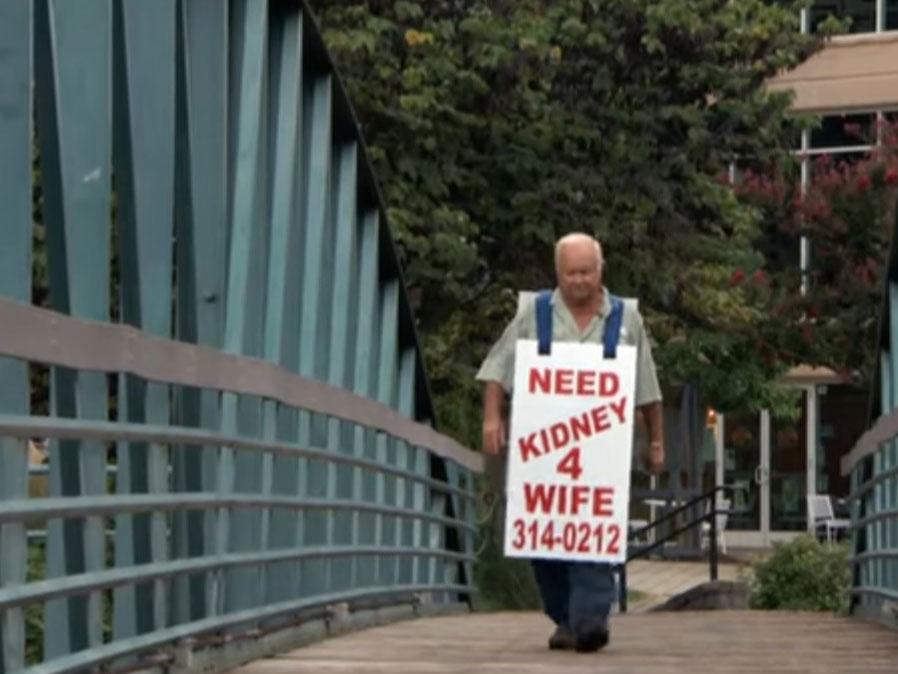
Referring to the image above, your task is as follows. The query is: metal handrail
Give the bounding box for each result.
[618,485,739,612]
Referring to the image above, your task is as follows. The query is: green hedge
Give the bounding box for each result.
[747,534,850,613]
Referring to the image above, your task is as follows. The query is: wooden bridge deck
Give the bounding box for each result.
[229,610,898,674]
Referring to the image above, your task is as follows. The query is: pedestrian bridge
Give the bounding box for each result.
[0,2,895,674]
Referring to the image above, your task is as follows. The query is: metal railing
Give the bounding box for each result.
[618,486,737,612]
[841,410,898,627]
[0,2,482,673]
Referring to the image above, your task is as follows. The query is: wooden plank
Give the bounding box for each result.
[229,611,898,674]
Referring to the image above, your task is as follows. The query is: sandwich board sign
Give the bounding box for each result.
[503,339,636,563]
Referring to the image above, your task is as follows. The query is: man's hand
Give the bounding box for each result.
[482,417,507,455]
[482,381,508,455]
[646,440,665,474]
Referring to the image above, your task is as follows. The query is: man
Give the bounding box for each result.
[477,232,665,653]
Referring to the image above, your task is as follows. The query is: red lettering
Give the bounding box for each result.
[571,485,589,515]
[555,369,574,395]
[529,368,551,394]
[610,396,627,424]
[570,412,592,442]
[524,483,556,514]
[518,434,542,462]
[590,405,610,433]
[550,422,570,450]
[599,373,619,397]
[593,487,614,517]
[576,370,596,395]
[539,429,550,455]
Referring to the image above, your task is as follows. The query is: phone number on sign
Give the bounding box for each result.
[510,519,621,554]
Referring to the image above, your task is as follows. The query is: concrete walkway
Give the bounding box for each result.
[228,610,898,674]
[625,559,743,612]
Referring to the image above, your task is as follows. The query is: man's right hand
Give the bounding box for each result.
[481,381,508,455]
[482,417,506,455]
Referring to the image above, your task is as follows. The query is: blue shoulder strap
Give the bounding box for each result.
[537,290,624,357]
[603,295,624,359]
[536,290,553,355]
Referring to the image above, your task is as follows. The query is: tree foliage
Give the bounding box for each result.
[312,0,822,443]
[735,119,898,385]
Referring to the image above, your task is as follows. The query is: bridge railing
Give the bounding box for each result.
[841,405,898,628]
[0,2,483,673]
[0,300,481,674]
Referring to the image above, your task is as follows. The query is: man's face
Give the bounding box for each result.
[556,241,602,306]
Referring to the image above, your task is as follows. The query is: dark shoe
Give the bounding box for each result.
[548,625,576,650]
[574,616,609,653]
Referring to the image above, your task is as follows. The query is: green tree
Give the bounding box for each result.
[735,119,898,384]
[312,0,820,444]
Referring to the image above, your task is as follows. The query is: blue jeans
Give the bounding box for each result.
[531,560,615,631]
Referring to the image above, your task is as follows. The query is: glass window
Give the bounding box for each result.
[809,113,875,149]
[810,0,877,34]
[722,412,761,531]
[887,0,898,29]
[770,393,808,531]
[816,386,865,499]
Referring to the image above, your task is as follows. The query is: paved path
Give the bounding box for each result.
[229,610,898,674]
[625,559,742,611]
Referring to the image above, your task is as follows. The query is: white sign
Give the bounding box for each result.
[503,340,636,563]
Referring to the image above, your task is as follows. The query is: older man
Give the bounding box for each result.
[477,232,664,653]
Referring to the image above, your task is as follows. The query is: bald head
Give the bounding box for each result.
[555,233,604,308]
[555,233,603,271]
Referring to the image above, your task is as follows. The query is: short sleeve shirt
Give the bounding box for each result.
[476,287,662,407]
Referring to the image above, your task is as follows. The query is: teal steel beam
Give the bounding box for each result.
[33,0,112,656]
[375,280,400,588]
[260,2,304,607]
[327,139,360,593]
[296,68,334,599]
[112,0,177,639]
[397,349,417,586]
[172,0,229,626]
[0,3,32,671]
[218,0,270,617]
[351,210,381,590]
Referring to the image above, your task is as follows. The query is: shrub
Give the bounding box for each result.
[747,534,850,613]
[472,503,542,611]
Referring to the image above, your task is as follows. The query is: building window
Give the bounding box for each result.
[888,0,898,29]
[807,0,883,33]
[809,112,875,150]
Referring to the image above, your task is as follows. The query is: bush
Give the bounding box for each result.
[747,534,850,612]
[471,488,542,611]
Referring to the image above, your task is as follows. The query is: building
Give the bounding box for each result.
[705,5,898,547]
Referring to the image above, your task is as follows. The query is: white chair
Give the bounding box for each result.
[807,494,850,543]
[628,518,650,545]
[700,497,730,554]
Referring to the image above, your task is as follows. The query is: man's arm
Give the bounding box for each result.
[482,381,507,455]
[639,400,664,473]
